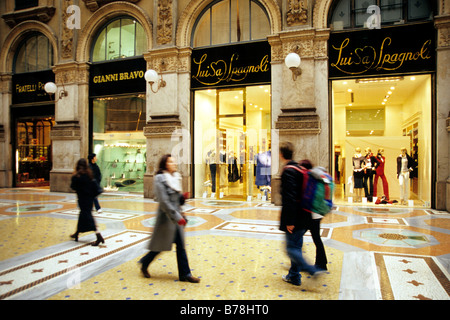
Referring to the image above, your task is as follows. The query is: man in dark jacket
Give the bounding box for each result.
[88,153,102,213]
[279,142,325,286]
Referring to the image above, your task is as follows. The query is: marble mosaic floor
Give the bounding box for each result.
[0,188,449,301]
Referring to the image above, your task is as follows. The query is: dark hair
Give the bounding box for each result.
[88,153,96,162]
[279,141,294,160]
[299,159,313,169]
[156,154,172,175]
[74,158,93,179]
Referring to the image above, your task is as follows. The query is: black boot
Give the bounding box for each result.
[70,232,79,242]
[92,233,105,246]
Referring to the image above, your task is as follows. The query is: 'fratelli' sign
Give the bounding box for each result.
[329,23,435,78]
[191,41,271,89]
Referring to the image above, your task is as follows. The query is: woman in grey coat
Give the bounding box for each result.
[138,154,200,283]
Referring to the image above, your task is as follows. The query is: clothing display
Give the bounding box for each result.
[373,154,389,199]
[396,151,415,204]
[255,150,271,187]
[352,154,365,189]
[363,152,378,200]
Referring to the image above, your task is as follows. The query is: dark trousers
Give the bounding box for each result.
[210,164,217,192]
[363,171,374,200]
[140,229,191,279]
[309,219,327,270]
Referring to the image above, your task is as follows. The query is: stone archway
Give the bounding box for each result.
[0,20,58,73]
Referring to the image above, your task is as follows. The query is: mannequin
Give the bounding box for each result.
[373,148,389,200]
[352,147,365,202]
[396,147,415,205]
[363,147,377,202]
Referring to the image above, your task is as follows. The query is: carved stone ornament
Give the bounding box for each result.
[61,1,74,60]
[275,108,321,135]
[83,0,141,12]
[157,0,173,45]
[286,0,308,27]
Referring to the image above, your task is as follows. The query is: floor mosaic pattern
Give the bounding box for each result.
[0,188,448,301]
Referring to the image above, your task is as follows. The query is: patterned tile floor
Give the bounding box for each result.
[0,188,449,302]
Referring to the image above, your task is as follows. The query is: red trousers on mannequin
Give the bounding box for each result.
[374,173,389,200]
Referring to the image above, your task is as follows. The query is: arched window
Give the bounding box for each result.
[329,0,435,30]
[91,16,146,62]
[13,33,53,74]
[192,0,271,47]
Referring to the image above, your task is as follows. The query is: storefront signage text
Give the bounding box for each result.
[192,53,269,86]
[191,41,271,89]
[92,70,144,83]
[15,81,46,93]
[12,70,54,104]
[329,23,435,78]
[89,58,146,97]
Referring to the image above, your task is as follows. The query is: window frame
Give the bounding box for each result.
[328,0,436,31]
[90,16,146,63]
[191,0,270,48]
[13,32,53,74]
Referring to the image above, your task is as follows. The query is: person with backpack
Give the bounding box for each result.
[299,159,329,271]
[278,142,325,286]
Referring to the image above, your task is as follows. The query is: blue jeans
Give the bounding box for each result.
[285,229,318,284]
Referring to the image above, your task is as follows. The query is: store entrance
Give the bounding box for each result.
[12,107,54,188]
[194,85,271,201]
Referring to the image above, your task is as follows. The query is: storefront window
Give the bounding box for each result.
[91,17,146,62]
[92,94,146,192]
[332,75,432,207]
[192,0,270,47]
[194,85,271,200]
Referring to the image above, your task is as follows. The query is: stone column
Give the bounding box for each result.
[435,12,450,211]
[0,73,12,187]
[49,62,90,192]
[143,46,191,199]
[269,28,330,205]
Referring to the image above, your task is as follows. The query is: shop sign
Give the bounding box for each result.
[12,70,54,104]
[191,41,271,89]
[329,23,435,79]
[89,58,146,96]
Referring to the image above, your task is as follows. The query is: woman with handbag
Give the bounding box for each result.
[138,154,200,283]
[70,158,105,246]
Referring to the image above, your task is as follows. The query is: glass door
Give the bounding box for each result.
[216,88,247,199]
[15,116,54,187]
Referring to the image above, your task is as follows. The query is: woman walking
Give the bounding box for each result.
[138,154,200,283]
[70,158,105,246]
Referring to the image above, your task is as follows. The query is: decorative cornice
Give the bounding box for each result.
[275,108,321,135]
[82,0,141,12]
[1,6,56,28]
[143,47,192,73]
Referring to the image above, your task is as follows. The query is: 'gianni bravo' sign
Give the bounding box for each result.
[329,23,435,79]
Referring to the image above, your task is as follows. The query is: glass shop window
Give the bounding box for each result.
[91,17,146,62]
[331,75,432,207]
[92,94,146,192]
[329,0,435,30]
[14,33,53,74]
[192,0,271,47]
